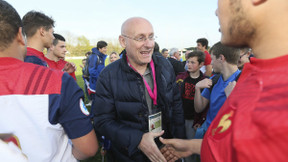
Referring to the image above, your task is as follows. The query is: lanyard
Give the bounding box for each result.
[127,57,157,105]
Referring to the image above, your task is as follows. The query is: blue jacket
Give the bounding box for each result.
[92,52,186,161]
[88,47,107,91]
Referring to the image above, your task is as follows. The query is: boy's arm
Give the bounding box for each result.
[194,78,211,113]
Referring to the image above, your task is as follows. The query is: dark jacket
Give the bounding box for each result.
[92,52,185,161]
[168,57,185,76]
[88,47,107,91]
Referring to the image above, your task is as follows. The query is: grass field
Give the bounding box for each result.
[67,59,104,162]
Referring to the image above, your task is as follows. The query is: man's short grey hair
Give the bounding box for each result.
[169,48,178,56]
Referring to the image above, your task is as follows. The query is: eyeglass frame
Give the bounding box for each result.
[239,50,250,59]
[121,34,157,42]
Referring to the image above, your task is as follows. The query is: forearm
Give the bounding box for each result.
[72,146,92,160]
[194,88,205,113]
[71,130,98,160]
[189,139,203,155]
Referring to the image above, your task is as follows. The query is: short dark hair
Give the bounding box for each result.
[22,11,54,38]
[154,42,160,52]
[85,51,92,57]
[196,38,209,49]
[187,51,205,64]
[161,48,168,54]
[210,41,240,65]
[0,0,23,51]
[52,33,65,46]
[96,40,107,50]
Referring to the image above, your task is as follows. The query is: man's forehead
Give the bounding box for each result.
[123,18,153,34]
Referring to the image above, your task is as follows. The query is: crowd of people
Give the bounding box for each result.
[1,0,288,162]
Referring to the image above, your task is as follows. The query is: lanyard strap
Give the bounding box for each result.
[127,57,157,105]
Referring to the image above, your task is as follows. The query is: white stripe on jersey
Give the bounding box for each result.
[0,95,77,162]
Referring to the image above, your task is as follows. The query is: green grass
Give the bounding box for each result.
[67,59,104,162]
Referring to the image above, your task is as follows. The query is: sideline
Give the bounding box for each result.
[66,56,86,60]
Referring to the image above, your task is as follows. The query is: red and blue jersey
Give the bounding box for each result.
[24,47,47,67]
[45,58,77,80]
[0,57,92,162]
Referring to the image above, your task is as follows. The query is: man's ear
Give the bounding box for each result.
[220,54,225,62]
[119,35,126,48]
[251,0,266,6]
[39,27,46,36]
[17,27,26,46]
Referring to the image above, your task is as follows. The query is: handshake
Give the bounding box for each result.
[138,130,202,162]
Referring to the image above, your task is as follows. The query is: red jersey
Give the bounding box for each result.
[45,58,76,80]
[25,47,47,67]
[204,51,211,66]
[201,54,288,161]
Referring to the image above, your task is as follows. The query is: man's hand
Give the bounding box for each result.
[138,130,167,162]
[63,62,76,74]
[160,145,179,162]
[224,81,236,97]
[195,78,212,89]
[160,138,203,159]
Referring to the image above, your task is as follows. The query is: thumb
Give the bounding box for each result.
[159,137,170,145]
[152,130,164,138]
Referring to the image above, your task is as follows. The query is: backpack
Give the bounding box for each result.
[83,53,100,78]
[209,72,241,92]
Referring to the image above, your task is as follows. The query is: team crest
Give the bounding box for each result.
[80,99,90,116]
[212,110,234,138]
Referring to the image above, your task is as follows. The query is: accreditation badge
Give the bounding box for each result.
[148,111,162,133]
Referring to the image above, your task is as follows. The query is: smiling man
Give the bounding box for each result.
[92,17,185,162]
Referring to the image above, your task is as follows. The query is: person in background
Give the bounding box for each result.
[22,10,54,67]
[161,48,169,59]
[88,40,108,101]
[238,48,252,70]
[176,51,208,162]
[0,1,98,161]
[182,50,192,69]
[196,38,212,77]
[108,51,120,64]
[153,42,162,57]
[168,48,185,76]
[45,33,76,80]
[193,42,240,138]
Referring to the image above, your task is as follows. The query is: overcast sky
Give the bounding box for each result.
[9,0,221,50]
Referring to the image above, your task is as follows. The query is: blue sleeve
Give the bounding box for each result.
[49,73,93,139]
[92,72,144,156]
[88,54,98,90]
[202,88,210,100]
[24,56,47,67]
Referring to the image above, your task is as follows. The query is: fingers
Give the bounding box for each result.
[147,146,167,162]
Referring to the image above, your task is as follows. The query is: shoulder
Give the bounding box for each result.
[99,59,123,76]
[21,62,64,94]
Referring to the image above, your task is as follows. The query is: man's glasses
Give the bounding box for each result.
[122,34,157,42]
[240,50,251,59]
